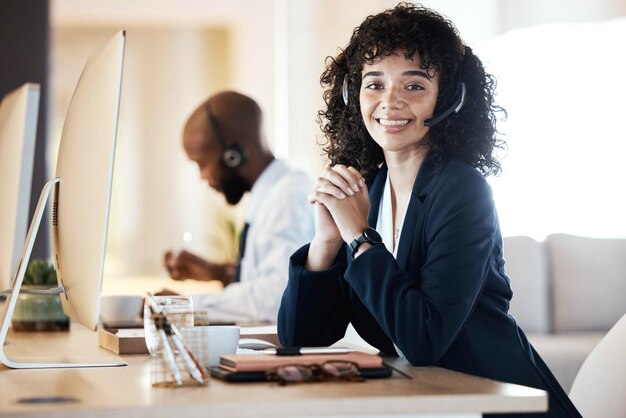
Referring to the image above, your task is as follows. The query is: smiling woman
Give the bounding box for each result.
[319,5,504,182]
[278,3,581,418]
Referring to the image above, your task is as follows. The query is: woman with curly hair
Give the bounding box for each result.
[278,3,580,417]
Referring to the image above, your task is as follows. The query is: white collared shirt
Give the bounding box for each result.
[193,159,314,323]
[376,173,411,258]
[376,171,410,358]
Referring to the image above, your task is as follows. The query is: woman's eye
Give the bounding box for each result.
[406,83,424,91]
[364,82,383,90]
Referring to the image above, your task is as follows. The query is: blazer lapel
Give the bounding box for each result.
[395,157,440,274]
[367,165,387,227]
[365,159,442,275]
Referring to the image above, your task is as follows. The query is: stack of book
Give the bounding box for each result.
[211,349,391,382]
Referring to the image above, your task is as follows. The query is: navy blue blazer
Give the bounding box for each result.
[278,158,581,418]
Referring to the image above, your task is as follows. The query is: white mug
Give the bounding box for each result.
[197,325,240,367]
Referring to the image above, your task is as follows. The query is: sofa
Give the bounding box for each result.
[503,234,626,392]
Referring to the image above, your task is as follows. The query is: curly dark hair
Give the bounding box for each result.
[319,2,506,179]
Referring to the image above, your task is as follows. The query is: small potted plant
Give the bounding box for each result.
[11,259,70,331]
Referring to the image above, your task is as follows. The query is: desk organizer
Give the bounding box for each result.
[149,316,209,387]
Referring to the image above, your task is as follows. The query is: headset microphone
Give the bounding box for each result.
[205,102,247,168]
[423,82,466,128]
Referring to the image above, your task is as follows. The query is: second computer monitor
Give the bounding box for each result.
[0,84,40,292]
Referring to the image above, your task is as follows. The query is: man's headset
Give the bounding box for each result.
[341,67,466,128]
[205,102,247,169]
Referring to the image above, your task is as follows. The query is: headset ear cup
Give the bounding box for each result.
[222,145,247,168]
[342,74,349,106]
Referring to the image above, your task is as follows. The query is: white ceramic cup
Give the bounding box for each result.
[100,295,143,324]
[204,325,240,367]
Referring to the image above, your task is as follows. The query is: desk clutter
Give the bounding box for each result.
[98,293,388,388]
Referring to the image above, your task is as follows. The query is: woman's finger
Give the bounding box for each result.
[332,164,363,192]
[313,178,348,200]
[346,166,366,188]
[322,168,355,196]
[310,189,338,210]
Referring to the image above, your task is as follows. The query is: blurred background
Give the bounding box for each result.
[2,0,625,280]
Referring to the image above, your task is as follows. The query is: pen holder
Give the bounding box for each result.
[144,296,194,357]
[181,326,211,369]
[150,315,209,388]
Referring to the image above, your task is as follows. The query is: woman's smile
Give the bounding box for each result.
[376,117,413,132]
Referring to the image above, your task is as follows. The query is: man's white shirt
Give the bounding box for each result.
[192,159,314,323]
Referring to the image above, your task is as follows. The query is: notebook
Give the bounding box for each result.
[219,351,383,372]
[211,364,392,382]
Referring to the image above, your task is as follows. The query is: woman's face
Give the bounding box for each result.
[359,52,439,155]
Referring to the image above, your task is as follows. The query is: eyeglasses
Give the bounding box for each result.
[266,361,365,385]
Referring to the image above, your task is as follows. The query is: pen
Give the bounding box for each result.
[158,328,183,385]
[166,322,207,384]
[268,347,356,356]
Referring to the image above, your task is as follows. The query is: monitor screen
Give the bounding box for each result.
[53,30,125,331]
[0,84,40,292]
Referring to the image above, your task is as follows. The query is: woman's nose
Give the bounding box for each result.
[380,85,403,110]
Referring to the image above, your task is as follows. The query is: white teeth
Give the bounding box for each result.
[378,118,410,126]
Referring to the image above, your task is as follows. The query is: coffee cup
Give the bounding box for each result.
[192,325,240,367]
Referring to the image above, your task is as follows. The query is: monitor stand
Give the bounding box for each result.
[0,178,126,368]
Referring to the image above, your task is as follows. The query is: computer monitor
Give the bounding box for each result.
[0,31,127,369]
[0,84,39,293]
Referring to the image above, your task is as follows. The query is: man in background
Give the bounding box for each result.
[164,91,314,323]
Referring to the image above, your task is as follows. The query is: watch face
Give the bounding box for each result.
[363,227,382,245]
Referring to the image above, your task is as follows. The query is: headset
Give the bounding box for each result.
[341,69,466,128]
[205,102,247,169]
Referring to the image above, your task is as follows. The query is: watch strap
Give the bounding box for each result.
[349,235,367,257]
[349,227,381,257]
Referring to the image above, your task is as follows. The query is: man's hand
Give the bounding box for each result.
[163,250,237,287]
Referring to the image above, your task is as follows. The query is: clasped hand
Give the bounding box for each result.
[309,164,370,246]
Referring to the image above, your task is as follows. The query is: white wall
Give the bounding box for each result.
[479,17,626,239]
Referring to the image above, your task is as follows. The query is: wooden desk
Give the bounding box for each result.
[0,327,547,418]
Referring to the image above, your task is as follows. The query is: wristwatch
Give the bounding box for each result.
[349,227,382,258]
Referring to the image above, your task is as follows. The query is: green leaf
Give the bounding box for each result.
[23,259,57,286]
